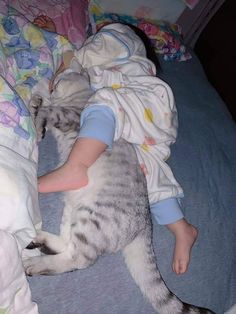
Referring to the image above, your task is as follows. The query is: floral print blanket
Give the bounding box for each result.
[0,4,73,157]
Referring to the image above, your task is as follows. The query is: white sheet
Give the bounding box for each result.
[0,146,41,252]
[0,230,38,314]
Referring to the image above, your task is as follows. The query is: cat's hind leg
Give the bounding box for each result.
[27,231,68,254]
[24,252,76,275]
[24,242,95,275]
[24,228,100,275]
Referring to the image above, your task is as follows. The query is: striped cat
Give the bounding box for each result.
[24,68,214,314]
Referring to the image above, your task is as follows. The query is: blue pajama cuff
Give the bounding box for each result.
[79,105,116,149]
[150,197,184,225]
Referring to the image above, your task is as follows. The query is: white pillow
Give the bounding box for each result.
[0,146,41,252]
[0,75,41,255]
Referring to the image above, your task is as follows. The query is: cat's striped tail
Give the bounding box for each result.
[122,229,214,314]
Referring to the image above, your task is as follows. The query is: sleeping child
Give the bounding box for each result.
[33,15,198,275]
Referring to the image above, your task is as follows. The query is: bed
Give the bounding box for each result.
[0,1,235,314]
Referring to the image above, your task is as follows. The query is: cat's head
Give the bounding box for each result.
[52,69,91,101]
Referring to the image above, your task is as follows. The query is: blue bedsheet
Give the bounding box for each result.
[28,53,236,314]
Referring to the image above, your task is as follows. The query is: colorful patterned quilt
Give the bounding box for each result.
[0,4,73,158]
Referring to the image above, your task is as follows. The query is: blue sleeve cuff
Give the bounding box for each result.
[150,197,184,225]
[79,105,116,149]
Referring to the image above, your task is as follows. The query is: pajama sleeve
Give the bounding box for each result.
[79,105,116,149]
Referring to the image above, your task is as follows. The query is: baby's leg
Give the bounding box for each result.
[38,105,115,193]
[38,137,106,193]
[151,200,198,274]
[167,218,198,274]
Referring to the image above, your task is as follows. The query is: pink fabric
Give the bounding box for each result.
[53,0,89,48]
[8,0,89,48]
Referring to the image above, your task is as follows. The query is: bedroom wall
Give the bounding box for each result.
[92,0,186,23]
[177,0,226,47]
[194,0,236,121]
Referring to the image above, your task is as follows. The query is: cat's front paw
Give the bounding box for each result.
[26,231,49,249]
[23,257,37,275]
[26,241,43,250]
[23,256,47,276]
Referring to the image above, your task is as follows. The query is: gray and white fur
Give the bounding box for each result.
[24,67,214,314]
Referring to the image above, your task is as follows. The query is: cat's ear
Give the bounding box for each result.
[69,58,89,81]
[70,58,89,80]
[70,58,83,73]
[81,68,90,82]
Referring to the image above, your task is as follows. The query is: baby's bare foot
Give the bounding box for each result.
[167,219,198,275]
[172,222,198,274]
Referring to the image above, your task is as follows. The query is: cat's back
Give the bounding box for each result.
[75,139,148,211]
[67,139,150,249]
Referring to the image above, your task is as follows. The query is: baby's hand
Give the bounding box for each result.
[33,15,56,33]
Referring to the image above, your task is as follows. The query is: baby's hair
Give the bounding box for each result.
[124,23,161,73]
